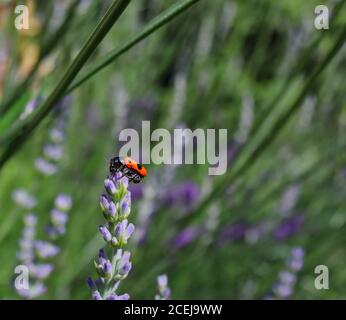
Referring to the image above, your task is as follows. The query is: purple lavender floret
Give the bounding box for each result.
[17,282,47,299]
[35,157,58,176]
[35,97,72,176]
[170,226,203,250]
[155,274,171,300]
[15,192,72,299]
[12,189,37,210]
[289,247,305,271]
[17,214,37,264]
[35,241,60,259]
[46,193,72,239]
[163,181,200,208]
[271,246,305,299]
[29,263,54,280]
[274,215,304,240]
[178,182,201,206]
[19,97,42,120]
[218,222,248,245]
[88,172,133,300]
[55,194,72,211]
[128,184,143,200]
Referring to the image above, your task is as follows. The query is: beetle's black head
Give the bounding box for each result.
[109,156,123,173]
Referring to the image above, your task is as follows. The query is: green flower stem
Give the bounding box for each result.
[0,0,131,170]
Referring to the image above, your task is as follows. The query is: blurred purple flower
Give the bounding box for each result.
[155,274,171,300]
[278,185,301,216]
[35,241,60,259]
[29,263,54,280]
[163,181,200,208]
[12,189,37,210]
[289,247,305,271]
[55,193,72,212]
[218,222,248,245]
[49,128,65,144]
[46,194,72,239]
[170,226,203,250]
[35,157,58,176]
[43,144,64,161]
[19,97,41,120]
[35,96,72,176]
[128,184,143,200]
[271,246,305,299]
[274,215,304,240]
[17,282,47,299]
[17,214,37,264]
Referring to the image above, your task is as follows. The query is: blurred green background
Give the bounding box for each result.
[0,0,346,299]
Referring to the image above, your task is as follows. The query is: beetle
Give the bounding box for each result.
[109,156,147,183]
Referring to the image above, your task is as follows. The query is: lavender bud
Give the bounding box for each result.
[35,241,60,259]
[115,172,129,189]
[12,189,37,210]
[49,128,65,143]
[87,277,97,291]
[92,290,103,300]
[19,98,40,120]
[55,194,72,211]
[99,195,117,220]
[104,178,117,196]
[110,293,130,300]
[158,274,168,288]
[43,144,64,161]
[17,282,46,299]
[51,209,68,226]
[35,158,57,176]
[111,238,118,247]
[119,192,131,218]
[24,214,38,227]
[156,274,171,300]
[99,195,109,211]
[117,251,132,277]
[29,263,54,280]
[99,225,112,242]
[291,247,304,260]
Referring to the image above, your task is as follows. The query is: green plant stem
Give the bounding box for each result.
[0,0,132,171]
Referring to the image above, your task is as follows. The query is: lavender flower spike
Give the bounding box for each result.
[88,172,134,300]
[12,189,37,210]
[155,274,171,300]
[15,194,72,299]
[271,246,305,299]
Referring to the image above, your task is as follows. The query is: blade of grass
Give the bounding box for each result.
[0,0,132,171]
[67,0,201,92]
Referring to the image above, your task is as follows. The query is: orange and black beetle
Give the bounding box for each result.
[109,156,147,184]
